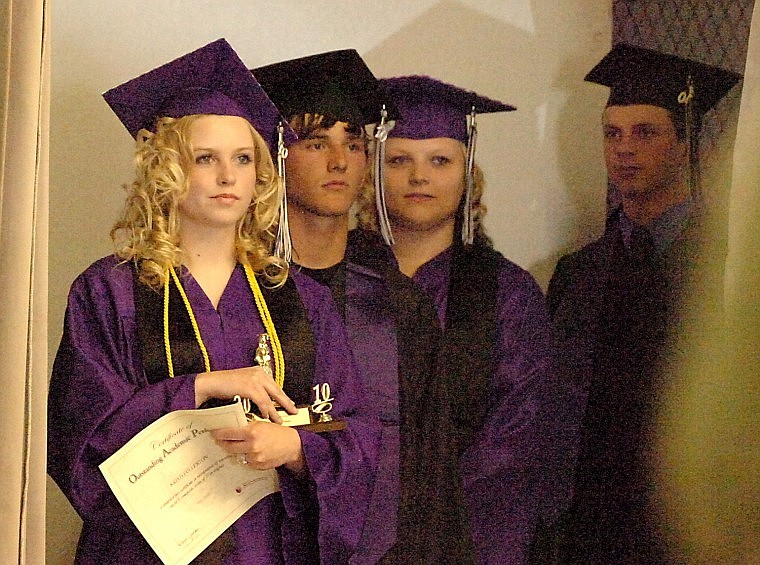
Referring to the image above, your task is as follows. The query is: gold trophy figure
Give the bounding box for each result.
[240,334,346,432]
[255,334,272,375]
[235,334,273,419]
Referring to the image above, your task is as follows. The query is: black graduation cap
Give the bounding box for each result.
[585,43,742,125]
[251,49,393,127]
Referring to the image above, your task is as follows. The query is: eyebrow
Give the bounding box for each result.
[192,146,256,152]
[303,132,365,142]
[604,120,666,128]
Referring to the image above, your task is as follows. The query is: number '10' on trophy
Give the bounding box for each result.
[235,334,347,432]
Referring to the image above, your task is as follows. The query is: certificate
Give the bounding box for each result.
[99,403,279,565]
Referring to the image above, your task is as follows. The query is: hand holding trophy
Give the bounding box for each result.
[237,334,346,432]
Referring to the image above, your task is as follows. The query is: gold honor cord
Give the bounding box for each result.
[162,264,285,388]
[243,263,285,388]
[164,267,212,378]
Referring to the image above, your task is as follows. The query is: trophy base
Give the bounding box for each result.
[253,405,346,433]
[299,419,348,433]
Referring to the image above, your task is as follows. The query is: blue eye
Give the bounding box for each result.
[385,155,409,166]
[195,154,213,164]
[237,153,253,164]
[431,156,451,166]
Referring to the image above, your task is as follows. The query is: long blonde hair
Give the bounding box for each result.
[356,140,490,244]
[111,114,288,288]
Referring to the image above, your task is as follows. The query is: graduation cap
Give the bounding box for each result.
[380,75,515,143]
[252,49,392,127]
[585,43,741,123]
[253,49,396,253]
[378,75,515,245]
[103,38,296,151]
[585,43,743,198]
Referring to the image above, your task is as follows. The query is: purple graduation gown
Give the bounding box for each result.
[343,261,400,563]
[48,255,378,564]
[412,246,558,565]
[302,230,472,564]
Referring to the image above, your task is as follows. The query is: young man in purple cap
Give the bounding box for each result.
[358,75,569,565]
[47,39,378,564]
[253,51,474,562]
[547,44,742,563]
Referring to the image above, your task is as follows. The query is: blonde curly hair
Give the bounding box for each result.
[110,114,287,289]
[356,139,490,244]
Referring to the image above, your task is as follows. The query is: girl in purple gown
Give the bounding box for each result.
[47,39,377,564]
[359,76,573,564]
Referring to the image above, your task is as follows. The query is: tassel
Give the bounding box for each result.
[678,75,698,201]
[273,122,292,262]
[462,106,478,245]
[373,105,395,245]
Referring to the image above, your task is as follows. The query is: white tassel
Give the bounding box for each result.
[373,105,395,245]
[273,122,292,262]
[462,106,478,245]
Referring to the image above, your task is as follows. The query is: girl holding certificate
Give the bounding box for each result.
[47,39,376,564]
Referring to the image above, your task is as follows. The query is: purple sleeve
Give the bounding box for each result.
[47,259,198,522]
[279,272,380,564]
[460,262,556,564]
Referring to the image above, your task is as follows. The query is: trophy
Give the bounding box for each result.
[237,334,346,432]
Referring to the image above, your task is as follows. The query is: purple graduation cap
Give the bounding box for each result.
[378,75,515,245]
[585,43,742,198]
[102,38,296,151]
[381,75,515,143]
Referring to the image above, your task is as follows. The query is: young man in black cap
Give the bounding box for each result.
[546,44,742,563]
[252,51,472,563]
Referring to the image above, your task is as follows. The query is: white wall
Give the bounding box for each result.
[48,1,611,561]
